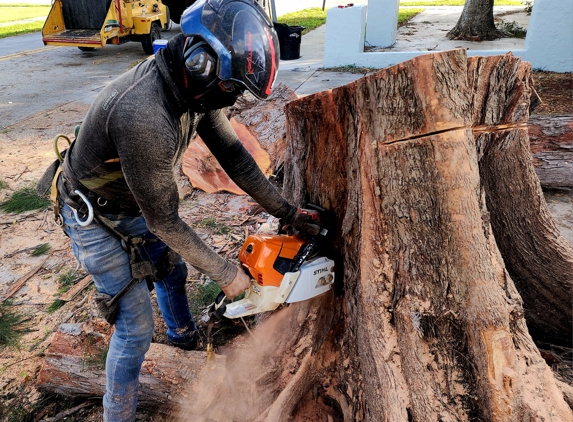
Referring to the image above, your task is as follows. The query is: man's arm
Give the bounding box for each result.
[197,109,297,222]
[114,119,238,287]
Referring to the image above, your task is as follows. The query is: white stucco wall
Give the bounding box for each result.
[324,0,573,72]
[366,0,400,48]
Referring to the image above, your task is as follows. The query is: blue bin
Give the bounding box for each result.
[153,39,169,54]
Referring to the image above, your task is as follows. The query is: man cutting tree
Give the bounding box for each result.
[41,0,321,420]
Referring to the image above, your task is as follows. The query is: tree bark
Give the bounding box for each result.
[528,115,573,189]
[447,0,503,41]
[468,55,573,345]
[36,322,225,412]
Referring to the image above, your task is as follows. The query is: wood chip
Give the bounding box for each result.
[2,257,48,302]
[60,275,93,302]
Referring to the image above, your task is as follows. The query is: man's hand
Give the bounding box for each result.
[221,266,251,299]
[288,207,323,236]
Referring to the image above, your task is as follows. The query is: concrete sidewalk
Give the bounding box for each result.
[276,6,531,97]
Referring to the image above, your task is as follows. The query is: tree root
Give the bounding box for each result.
[446,27,504,41]
[264,351,316,422]
[556,379,573,410]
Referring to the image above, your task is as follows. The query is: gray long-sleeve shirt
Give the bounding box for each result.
[65,34,295,287]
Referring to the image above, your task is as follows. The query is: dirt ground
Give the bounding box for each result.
[0,71,571,421]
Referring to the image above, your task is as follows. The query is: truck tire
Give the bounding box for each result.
[162,6,171,31]
[141,22,161,55]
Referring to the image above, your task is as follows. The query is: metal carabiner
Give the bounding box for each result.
[71,190,94,227]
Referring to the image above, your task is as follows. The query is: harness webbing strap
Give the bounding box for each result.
[50,166,64,224]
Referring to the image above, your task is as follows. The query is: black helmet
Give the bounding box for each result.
[181,0,279,100]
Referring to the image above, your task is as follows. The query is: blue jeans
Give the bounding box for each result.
[60,202,197,421]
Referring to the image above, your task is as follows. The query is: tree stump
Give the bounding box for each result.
[171,50,572,421]
[281,50,571,421]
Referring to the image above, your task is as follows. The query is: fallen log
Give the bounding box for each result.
[528,114,573,189]
[36,321,225,412]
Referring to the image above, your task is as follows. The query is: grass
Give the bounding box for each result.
[0,5,49,39]
[0,187,51,214]
[277,7,424,36]
[31,243,51,256]
[189,281,221,318]
[0,300,31,349]
[398,8,425,25]
[0,6,49,23]
[324,64,379,74]
[47,269,78,314]
[277,8,327,35]
[197,216,231,235]
[0,180,9,190]
[0,21,44,39]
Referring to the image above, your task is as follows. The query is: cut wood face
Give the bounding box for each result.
[181,83,297,195]
[182,118,271,195]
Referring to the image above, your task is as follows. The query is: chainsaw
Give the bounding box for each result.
[211,207,336,320]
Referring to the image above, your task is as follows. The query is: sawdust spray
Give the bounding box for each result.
[171,303,299,422]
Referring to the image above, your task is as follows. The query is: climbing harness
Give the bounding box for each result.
[42,127,179,324]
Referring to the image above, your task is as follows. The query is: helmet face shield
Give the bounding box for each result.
[181,0,279,99]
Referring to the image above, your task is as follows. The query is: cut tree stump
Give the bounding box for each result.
[36,321,225,412]
[170,50,572,422]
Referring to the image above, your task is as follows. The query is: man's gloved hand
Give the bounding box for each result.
[221,266,251,299]
[288,207,322,236]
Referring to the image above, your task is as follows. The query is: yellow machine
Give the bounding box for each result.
[42,0,170,54]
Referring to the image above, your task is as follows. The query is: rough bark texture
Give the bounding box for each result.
[528,115,573,189]
[447,0,503,41]
[280,50,571,421]
[468,55,573,345]
[36,322,224,412]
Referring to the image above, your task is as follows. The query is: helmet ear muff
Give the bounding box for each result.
[184,38,218,87]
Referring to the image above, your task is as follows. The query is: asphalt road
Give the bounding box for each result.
[0,0,357,129]
[0,25,183,129]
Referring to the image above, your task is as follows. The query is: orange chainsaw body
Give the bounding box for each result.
[238,234,306,288]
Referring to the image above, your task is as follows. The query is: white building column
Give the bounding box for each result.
[521,0,573,72]
[366,0,400,47]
